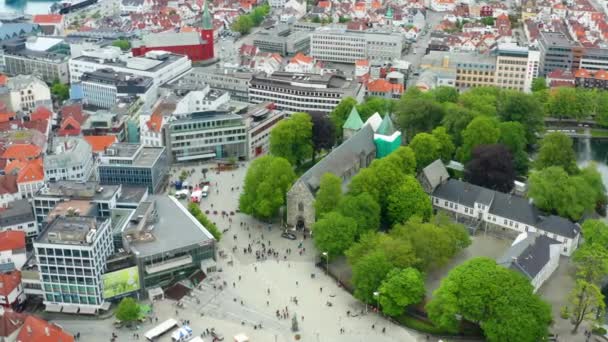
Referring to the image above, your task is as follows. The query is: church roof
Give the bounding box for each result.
[376,114,396,135]
[202,0,213,30]
[343,106,364,130]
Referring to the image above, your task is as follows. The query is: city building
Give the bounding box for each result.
[132,2,214,62]
[69,47,191,86]
[180,68,252,102]
[249,72,364,114]
[538,31,576,76]
[574,69,608,89]
[32,181,122,223]
[173,87,230,114]
[43,137,95,183]
[0,307,27,340]
[310,28,405,63]
[497,232,561,292]
[16,315,74,341]
[0,175,20,209]
[243,102,289,158]
[121,196,216,292]
[252,25,310,56]
[0,231,27,271]
[34,216,114,312]
[4,159,45,200]
[98,143,168,193]
[454,53,497,88]
[493,43,536,92]
[0,200,38,243]
[163,111,248,162]
[0,38,70,83]
[0,271,24,309]
[0,75,52,113]
[422,162,581,256]
[140,101,176,148]
[32,14,64,36]
[80,69,155,109]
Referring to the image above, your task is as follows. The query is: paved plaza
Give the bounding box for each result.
[52,162,427,342]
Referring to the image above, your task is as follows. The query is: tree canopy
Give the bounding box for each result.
[310,113,335,160]
[111,39,131,51]
[396,94,445,139]
[535,132,578,174]
[496,91,544,145]
[51,80,69,101]
[351,250,395,304]
[337,192,381,236]
[239,156,296,219]
[314,173,342,218]
[409,133,441,171]
[498,121,529,175]
[115,297,140,323]
[426,257,552,342]
[465,144,516,192]
[378,268,425,317]
[387,176,432,225]
[312,212,357,258]
[458,116,500,162]
[270,113,313,166]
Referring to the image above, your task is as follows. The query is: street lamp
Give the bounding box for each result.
[373,291,380,315]
[322,252,329,275]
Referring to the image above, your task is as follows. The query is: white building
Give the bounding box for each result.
[80,68,156,109]
[310,28,405,64]
[0,230,28,270]
[173,87,230,115]
[430,0,456,12]
[0,271,25,309]
[0,175,20,209]
[69,47,191,87]
[44,137,95,182]
[525,50,541,92]
[243,103,289,158]
[285,53,317,74]
[34,216,114,312]
[4,75,52,113]
[0,200,38,243]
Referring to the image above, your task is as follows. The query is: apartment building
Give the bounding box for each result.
[44,137,95,183]
[80,68,155,109]
[178,68,252,102]
[494,44,533,92]
[453,53,496,88]
[34,216,113,312]
[0,38,70,83]
[243,102,289,158]
[98,143,168,194]
[310,28,405,63]
[252,25,310,55]
[249,71,364,114]
[538,31,576,76]
[163,111,248,163]
[69,46,191,86]
[1,75,52,113]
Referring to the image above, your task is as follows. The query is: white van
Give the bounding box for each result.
[171,325,193,341]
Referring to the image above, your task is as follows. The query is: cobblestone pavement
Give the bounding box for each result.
[53,162,428,342]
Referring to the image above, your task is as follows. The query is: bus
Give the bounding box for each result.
[145,318,178,341]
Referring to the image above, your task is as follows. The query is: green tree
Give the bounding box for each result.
[396,98,445,139]
[580,219,608,247]
[431,126,455,163]
[458,116,500,162]
[496,91,544,145]
[314,173,342,218]
[387,176,432,225]
[535,132,578,174]
[232,15,254,34]
[458,86,500,116]
[239,156,296,219]
[378,268,425,317]
[349,158,406,214]
[337,192,381,235]
[269,113,313,166]
[595,91,608,126]
[547,87,587,119]
[312,212,357,258]
[346,232,418,275]
[329,97,357,142]
[480,16,495,25]
[579,164,607,213]
[409,133,440,171]
[568,280,605,333]
[351,250,395,304]
[531,78,548,92]
[441,103,477,146]
[189,203,222,240]
[356,97,395,121]
[426,257,551,341]
[51,80,69,101]
[528,166,595,221]
[115,297,140,323]
[111,39,131,51]
[499,121,529,175]
[382,146,417,175]
[431,86,459,103]
[573,244,608,284]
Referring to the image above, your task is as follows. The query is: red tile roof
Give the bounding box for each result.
[355,59,369,67]
[0,271,21,298]
[290,53,313,65]
[58,117,81,136]
[30,107,52,122]
[32,14,63,24]
[0,175,18,196]
[60,104,85,123]
[0,112,15,124]
[0,75,7,87]
[0,231,25,251]
[1,144,41,161]
[16,159,44,183]
[83,135,117,152]
[574,68,590,78]
[146,113,163,133]
[0,308,26,338]
[17,315,74,342]
[367,78,404,94]
[22,119,49,135]
[595,70,608,80]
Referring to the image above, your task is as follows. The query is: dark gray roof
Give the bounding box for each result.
[537,215,580,239]
[432,179,494,208]
[490,191,539,227]
[0,199,34,227]
[497,233,560,279]
[299,124,376,191]
[421,159,449,191]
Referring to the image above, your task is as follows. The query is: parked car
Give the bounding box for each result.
[281,231,297,240]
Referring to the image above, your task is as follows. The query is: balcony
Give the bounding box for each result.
[145,255,193,275]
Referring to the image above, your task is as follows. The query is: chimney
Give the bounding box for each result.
[45,326,50,336]
[26,325,32,334]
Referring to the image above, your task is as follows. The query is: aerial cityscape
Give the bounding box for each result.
[0,0,607,341]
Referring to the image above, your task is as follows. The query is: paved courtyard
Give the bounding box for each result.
[52,161,427,342]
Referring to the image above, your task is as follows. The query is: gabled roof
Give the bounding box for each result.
[365,112,383,131]
[83,135,117,152]
[0,231,25,251]
[343,106,364,130]
[0,175,18,195]
[1,144,41,161]
[0,308,26,338]
[537,215,580,239]
[16,159,44,184]
[433,179,495,208]
[146,113,163,132]
[0,112,15,123]
[16,316,74,342]
[30,107,52,122]
[421,159,449,191]
[376,114,396,136]
[497,233,560,279]
[0,271,22,297]
[59,116,81,132]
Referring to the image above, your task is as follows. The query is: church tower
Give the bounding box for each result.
[201,0,215,60]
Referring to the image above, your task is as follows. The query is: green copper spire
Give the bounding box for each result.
[376,114,396,135]
[386,7,393,19]
[343,106,364,130]
[202,0,213,30]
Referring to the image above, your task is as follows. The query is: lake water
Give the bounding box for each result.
[574,137,608,188]
[0,0,57,15]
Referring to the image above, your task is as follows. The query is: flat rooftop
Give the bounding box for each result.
[36,181,120,201]
[126,196,214,258]
[46,200,97,222]
[102,143,165,167]
[38,216,107,246]
[540,31,575,47]
[73,52,185,72]
[117,186,148,205]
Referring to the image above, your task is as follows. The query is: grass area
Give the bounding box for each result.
[591,129,608,138]
[396,315,449,334]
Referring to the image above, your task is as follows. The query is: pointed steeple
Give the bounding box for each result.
[376,114,396,136]
[202,0,213,30]
[343,106,364,130]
